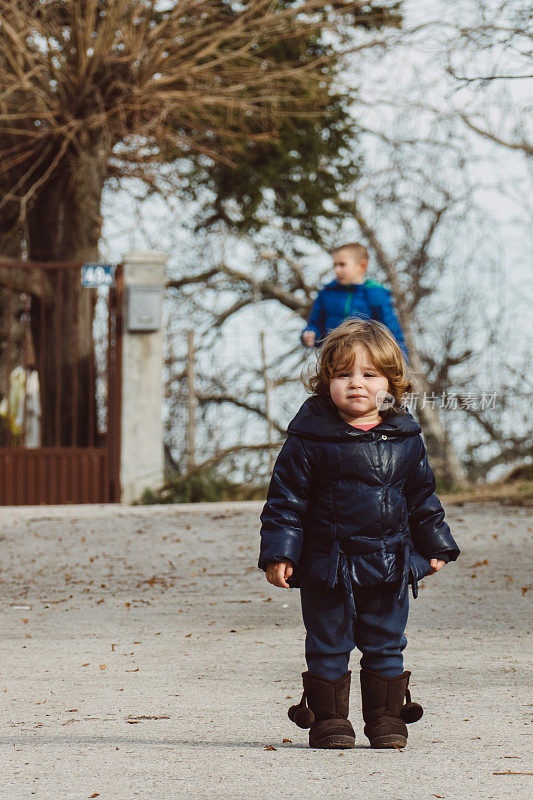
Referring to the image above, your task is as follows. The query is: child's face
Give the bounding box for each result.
[329,346,390,422]
[333,249,367,285]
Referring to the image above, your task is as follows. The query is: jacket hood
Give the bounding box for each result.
[287,395,421,442]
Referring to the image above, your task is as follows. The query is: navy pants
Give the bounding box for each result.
[300,579,409,679]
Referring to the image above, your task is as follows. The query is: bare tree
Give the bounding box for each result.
[445,0,532,156]
[402,0,533,155]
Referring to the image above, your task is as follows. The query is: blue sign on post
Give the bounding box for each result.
[81,263,116,287]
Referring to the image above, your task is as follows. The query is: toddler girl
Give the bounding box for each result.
[258,318,460,749]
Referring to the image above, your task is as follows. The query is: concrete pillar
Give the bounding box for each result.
[120,249,167,502]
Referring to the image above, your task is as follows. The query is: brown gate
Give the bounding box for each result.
[0,261,123,504]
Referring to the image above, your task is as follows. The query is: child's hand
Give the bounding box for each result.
[266,560,293,588]
[428,558,446,575]
[302,331,316,348]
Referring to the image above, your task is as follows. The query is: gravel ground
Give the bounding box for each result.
[0,500,531,800]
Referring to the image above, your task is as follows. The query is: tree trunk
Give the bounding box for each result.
[186,330,197,471]
[26,143,108,446]
[353,203,468,488]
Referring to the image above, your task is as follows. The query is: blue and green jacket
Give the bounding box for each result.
[302,279,408,359]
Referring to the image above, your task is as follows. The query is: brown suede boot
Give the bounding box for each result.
[360,668,423,749]
[288,670,355,749]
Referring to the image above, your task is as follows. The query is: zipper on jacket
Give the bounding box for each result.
[343,292,354,318]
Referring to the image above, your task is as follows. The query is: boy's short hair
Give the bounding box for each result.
[331,242,368,262]
[302,319,412,413]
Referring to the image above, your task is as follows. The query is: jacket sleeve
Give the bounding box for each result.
[373,288,409,361]
[301,289,325,344]
[403,438,460,561]
[258,435,312,571]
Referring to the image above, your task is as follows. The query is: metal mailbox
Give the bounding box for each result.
[126,285,162,332]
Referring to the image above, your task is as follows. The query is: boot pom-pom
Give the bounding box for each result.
[400,701,423,723]
[288,704,315,728]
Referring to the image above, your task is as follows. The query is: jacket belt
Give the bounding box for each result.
[398,540,410,604]
[326,540,357,620]
[326,538,412,619]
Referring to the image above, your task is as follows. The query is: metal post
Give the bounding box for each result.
[260,329,274,473]
[186,329,196,472]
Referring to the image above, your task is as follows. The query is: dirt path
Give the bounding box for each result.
[0,501,531,799]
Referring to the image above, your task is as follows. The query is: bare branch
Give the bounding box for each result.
[195,391,286,437]
[460,115,533,156]
[168,262,310,317]
[161,441,283,484]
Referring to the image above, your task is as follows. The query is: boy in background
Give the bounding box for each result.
[301,242,408,359]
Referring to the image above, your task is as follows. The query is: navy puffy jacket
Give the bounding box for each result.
[258,395,459,613]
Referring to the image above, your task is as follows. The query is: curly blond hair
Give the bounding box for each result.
[302,319,413,413]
